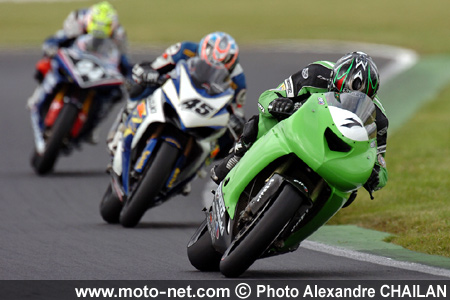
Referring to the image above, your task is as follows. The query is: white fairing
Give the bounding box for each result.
[329,106,369,142]
[163,64,232,127]
[131,63,233,149]
[132,89,166,149]
[112,139,123,174]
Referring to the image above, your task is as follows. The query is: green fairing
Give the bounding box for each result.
[221,92,377,245]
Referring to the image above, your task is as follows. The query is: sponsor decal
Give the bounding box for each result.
[285,77,294,97]
[258,103,265,113]
[167,168,180,188]
[302,67,309,79]
[210,185,226,239]
[370,140,376,148]
[135,150,151,171]
[318,97,325,105]
[148,98,157,114]
[256,178,275,203]
[290,209,309,233]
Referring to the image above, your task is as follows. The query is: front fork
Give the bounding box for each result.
[32,87,95,149]
[31,87,67,154]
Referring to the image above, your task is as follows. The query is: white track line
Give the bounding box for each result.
[302,240,450,278]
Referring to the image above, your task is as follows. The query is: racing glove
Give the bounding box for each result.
[364,164,381,199]
[132,62,160,85]
[268,97,294,119]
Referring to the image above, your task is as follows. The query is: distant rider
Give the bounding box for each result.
[211,51,388,196]
[27,1,131,144]
[107,32,247,159]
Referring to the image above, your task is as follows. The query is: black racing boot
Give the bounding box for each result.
[210,140,250,184]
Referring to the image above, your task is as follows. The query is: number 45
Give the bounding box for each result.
[182,99,214,116]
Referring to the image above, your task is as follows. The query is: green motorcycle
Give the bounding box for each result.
[187,91,378,277]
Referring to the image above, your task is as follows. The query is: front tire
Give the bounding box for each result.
[219,184,304,278]
[187,219,221,272]
[119,142,179,228]
[99,183,123,224]
[31,104,78,175]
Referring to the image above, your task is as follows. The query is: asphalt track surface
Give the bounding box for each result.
[0,45,448,280]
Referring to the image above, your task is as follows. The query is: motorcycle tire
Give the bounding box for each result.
[99,183,123,224]
[219,184,304,278]
[31,104,78,175]
[187,219,221,272]
[119,141,179,228]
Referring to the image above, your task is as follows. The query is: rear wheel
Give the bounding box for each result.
[31,104,78,175]
[219,184,304,278]
[187,219,221,272]
[119,142,179,228]
[99,184,123,224]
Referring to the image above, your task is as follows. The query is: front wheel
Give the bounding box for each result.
[219,184,304,278]
[31,104,78,175]
[99,183,123,224]
[119,141,179,228]
[187,219,221,272]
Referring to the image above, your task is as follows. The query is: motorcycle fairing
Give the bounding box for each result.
[56,40,123,89]
[220,92,377,219]
[161,61,234,128]
[131,61,233,149]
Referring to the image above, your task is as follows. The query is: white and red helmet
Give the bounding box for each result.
[198,32,239,71]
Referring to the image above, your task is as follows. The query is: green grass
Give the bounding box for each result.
[1,0,449,257]
[1,0,450,53]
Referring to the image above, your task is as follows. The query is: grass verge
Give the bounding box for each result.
[1,0,450,54]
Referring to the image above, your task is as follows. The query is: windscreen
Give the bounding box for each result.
[325,91,377,140]
[73,34,121,67]
[186,57,231,95]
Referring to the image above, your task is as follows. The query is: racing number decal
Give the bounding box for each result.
[71,57,105,83]
[182,99,214,116]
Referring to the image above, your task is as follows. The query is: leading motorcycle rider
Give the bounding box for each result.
[108,32,247,159]
[211,51,388,196]
[27,1,131,144]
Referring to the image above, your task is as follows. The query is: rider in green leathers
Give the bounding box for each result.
[211,51,388,196]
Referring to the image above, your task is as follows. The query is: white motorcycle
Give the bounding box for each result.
[100,57,235,227]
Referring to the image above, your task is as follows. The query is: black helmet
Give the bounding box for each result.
[329,51,380,99]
